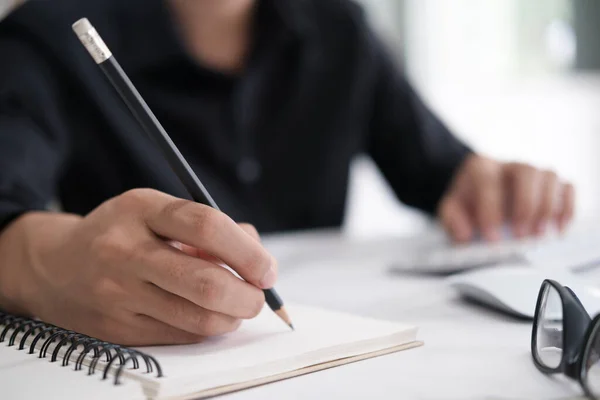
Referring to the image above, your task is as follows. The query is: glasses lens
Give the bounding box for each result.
[535,283,564,369]
[584,322,600,398]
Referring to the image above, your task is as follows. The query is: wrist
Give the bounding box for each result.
[0,211,82,315]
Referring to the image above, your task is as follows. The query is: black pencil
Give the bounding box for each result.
[72,18,293,330]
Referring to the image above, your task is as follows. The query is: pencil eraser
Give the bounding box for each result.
[72,18,93,36]
[71,17,112,64]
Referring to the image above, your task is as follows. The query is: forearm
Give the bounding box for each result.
[366,38,473,214]
[0,37,74,310]
[0,211,81,315]
[369,90,473,214]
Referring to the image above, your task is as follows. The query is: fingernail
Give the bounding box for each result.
[516,224,527,237]
[169,241,183,250]
[260,256,277,288]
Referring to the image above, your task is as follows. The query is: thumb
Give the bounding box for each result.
[438,195,474,243]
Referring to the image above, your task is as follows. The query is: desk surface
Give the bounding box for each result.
[221,229,589,400]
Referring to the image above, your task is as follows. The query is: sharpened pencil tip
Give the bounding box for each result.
[275,307,294,331]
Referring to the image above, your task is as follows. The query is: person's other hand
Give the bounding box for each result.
[438,154,575,243]
[1,189,275,346]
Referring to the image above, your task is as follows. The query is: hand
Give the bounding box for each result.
[438,154,575,243]
[0,189,276,346]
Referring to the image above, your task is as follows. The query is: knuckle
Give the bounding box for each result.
[195,208,227,238]
[115,188,154,211]
[195,272,223,306]
[174,203,225,238]
[161,198,192,222]
[91,277,120,299]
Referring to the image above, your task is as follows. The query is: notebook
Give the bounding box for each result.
[0,304,421,399]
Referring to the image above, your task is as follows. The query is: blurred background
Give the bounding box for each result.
[2,0,599,239]
[345,0,600,238]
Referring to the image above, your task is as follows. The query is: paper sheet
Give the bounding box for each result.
[134,304,418,397]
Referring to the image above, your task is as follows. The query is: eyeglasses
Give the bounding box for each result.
[532,279,600,399]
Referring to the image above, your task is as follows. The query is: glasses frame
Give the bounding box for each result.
[531,279,600,399]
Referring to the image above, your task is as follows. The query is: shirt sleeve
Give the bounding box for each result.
[366,32,473,216]
[0,37,70,232]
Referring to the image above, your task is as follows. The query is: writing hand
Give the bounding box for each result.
[0,189,277,346]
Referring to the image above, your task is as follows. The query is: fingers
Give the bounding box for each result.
[438,196,473,243]
[509,167,574,236]
[438,159,575,242]
[121,315,205,346]
[133,282,242,336]
[531,170,559,236]
[474,174,504,242]
[97,313,204,347]
[508,165,540,238]
[144,195,277,289]
[140,243,265,319]
[558,183,575,232]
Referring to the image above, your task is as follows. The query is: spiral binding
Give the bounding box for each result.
[0,311,163,385]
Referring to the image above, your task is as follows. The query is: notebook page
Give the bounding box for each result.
[0,343,38,370]
[134,304,418,397]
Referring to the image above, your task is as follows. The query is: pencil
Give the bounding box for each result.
[72,18,293,331]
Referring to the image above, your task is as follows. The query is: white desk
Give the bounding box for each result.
[221,229,589,400]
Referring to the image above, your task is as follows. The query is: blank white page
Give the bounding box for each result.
[0,343,39,370]
[134,304,418,398]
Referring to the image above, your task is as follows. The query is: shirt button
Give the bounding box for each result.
[237,157,261,184]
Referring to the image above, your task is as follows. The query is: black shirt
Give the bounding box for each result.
[0,0,471,234]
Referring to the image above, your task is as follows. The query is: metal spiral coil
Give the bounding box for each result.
[0,311,163,385]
